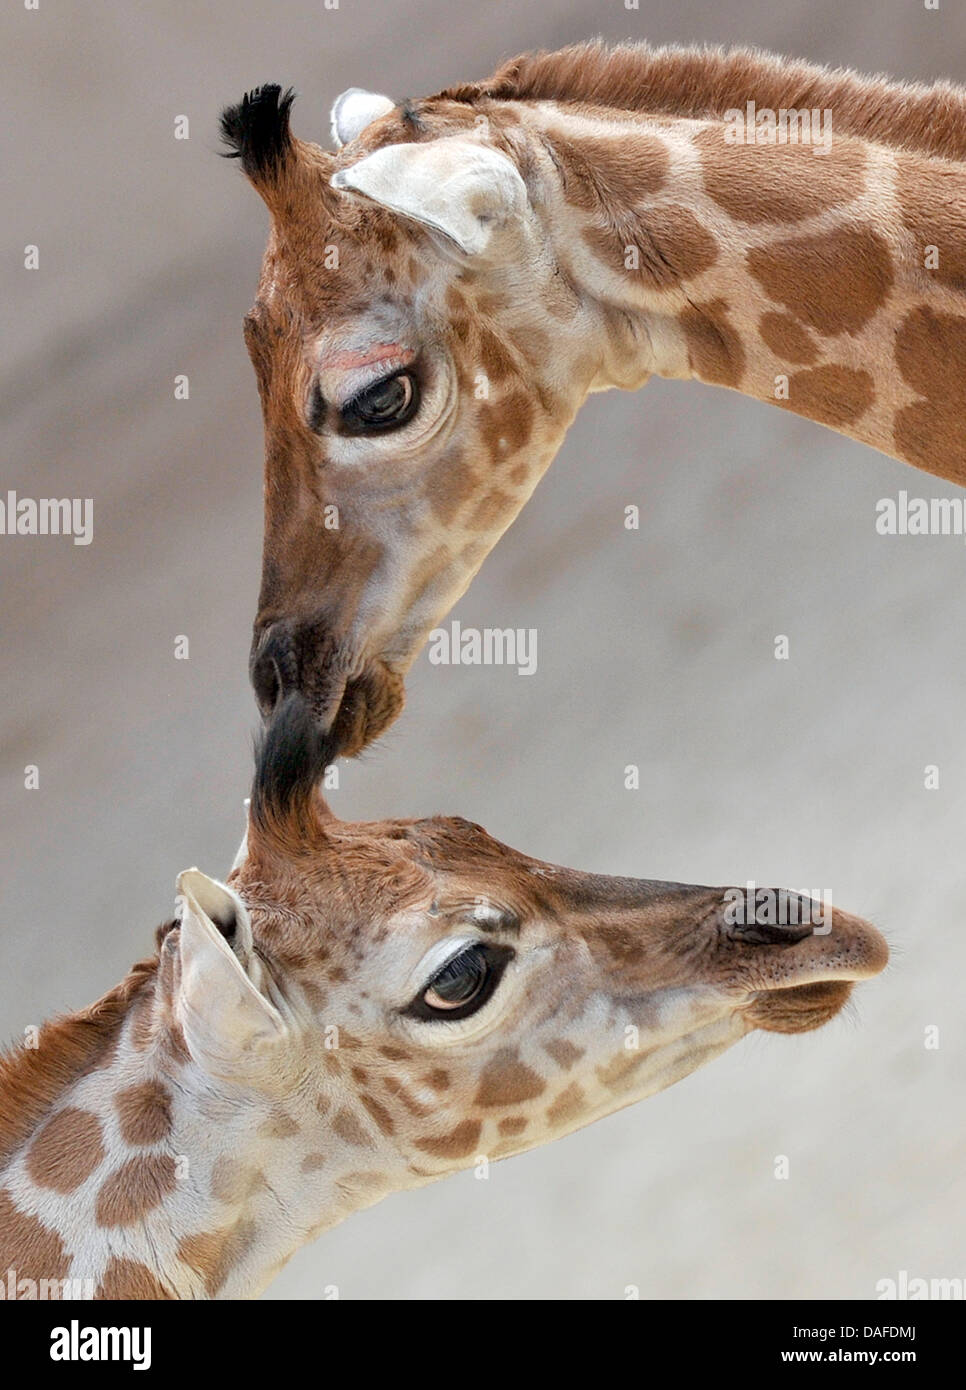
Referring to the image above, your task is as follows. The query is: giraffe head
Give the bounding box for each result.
[224,84,596,753]
[177,695,888,1202]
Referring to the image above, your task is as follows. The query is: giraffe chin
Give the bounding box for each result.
[320,660,406,757]
[742,978,856,1034]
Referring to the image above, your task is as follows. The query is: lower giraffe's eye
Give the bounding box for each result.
[405,943,513,1022]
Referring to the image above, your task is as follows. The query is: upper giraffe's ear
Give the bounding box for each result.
[330,137,529,257]
[330,88,395,147]
[175,868,285,1076]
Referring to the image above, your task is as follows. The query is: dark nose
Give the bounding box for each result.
[250,625,297,718]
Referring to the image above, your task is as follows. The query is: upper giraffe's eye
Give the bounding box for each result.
[405,943,513,1022]
[341,370,419,432]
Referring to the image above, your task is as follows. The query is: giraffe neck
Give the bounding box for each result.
[0,954,398,1300]
[519,100,966,484]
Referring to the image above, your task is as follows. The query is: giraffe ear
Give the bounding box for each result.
[229,799,251,873]
[175,868,285,1076]
[330,88,395,147]
[330,137,528,256]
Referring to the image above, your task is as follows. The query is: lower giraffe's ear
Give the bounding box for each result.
[330,136,528,257]
[229,799,251,874]
[175,869,285,1076]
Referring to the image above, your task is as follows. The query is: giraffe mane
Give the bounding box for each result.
[436,39,966,165]
[0,935,171,1170]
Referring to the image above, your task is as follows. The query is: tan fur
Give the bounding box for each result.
[0,952,160,1171]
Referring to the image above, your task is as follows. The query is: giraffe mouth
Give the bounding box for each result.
[250,620,405,756]
[730,907,889,1034]
[320,660,406,756]
[742,978,857,1033]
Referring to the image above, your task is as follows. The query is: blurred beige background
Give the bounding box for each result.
[2,0,965,1299]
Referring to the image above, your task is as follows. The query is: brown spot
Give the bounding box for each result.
[758,311,819,364]
[779,364,875,429]
[177,1218,257,1297]
[498,1115,528,1137]
[893,306,966,481]
[597,1046,657,1090]
[513,324,552,364]
[425,448,480,525]
[210,1157,266,1204]
[96,1257,173,1300]
[115,1081,172,1147]
[895,304,966,399]
[413,1118,482,1160]
[300,1152,328,1173]
[341,1170,387,1190]
[26,1108,105,1193]
[543,1039,585,1071]
[302,981,327,1011]
[583,205,718,287]
[315,1092,332,1116]
[478,390,535,458]
[477,327,516,383]
[546,1082,586,1128]
[95,1153,177,1228]
[475,289,512,318]
[696,127,867,223]
[128,993,157,1051]
[381,1075,432,1118]
[258,1108,300,1140]
[163,1024,191,1067]
[359,1091,396,1136]
[897,155,966,293]
[466,490,516,532]
[0,955,157,1175]
[422,1069,451,1092]
[331,1107,370,1147]
[556,131,669,211]
[0,1189,70,1291]
[748,226,893,336]
[474,1049,546,1108]
[679,300,745,388]
[89,1028,122,1073]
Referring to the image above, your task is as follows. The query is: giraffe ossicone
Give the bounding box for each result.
[0,697,887,1299]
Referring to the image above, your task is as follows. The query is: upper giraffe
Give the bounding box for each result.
[0,697,887,1299]
[224,41,966,753]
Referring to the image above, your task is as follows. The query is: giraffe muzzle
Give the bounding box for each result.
[250,619,405,755]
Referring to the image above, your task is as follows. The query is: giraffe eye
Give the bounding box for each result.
[341,370,419,432]
[406,943,513,1022]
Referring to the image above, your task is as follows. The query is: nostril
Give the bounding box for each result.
[252,651,283,717]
